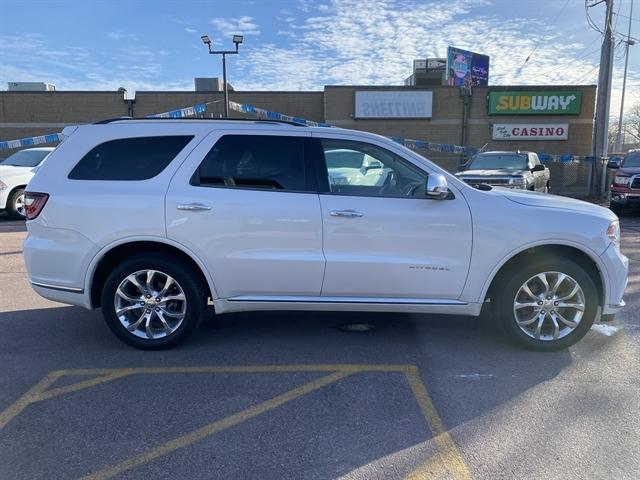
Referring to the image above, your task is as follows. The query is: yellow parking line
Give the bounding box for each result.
[81,369,353,480]
[0,364,472,480]
[36,371,135,402]
[0,371,63,430]
[405,371,471,480]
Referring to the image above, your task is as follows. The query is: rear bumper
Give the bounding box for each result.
[30,283,93,309]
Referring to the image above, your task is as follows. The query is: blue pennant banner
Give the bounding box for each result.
[229,101,333,128]
[146,103,208,118]
[0,133,64,150]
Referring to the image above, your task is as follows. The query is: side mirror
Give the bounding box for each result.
[426,173,449,199]
[361,158,383,174]
[531,164,546,172]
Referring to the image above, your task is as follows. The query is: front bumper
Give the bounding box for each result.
[599,243,629,315]
[0,186,9,209]
[610,191,640,207]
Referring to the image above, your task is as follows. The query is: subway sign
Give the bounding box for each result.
[488,91,582,115]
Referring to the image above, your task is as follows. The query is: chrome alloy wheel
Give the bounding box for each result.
[14,193,26,217]
[114,270,187,339]
[513,271,586,341]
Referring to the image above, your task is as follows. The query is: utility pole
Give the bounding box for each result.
[614,0,635,153]
[593,0,615,195]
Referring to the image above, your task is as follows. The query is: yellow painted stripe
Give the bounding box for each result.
[81,370,352,480]
[405,371,471,480]
[0,371,63,431]
[36,371,134,402]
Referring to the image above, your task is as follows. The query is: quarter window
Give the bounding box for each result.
[192,135,309,191]
[69,136,193,180]
[318,139,428,198]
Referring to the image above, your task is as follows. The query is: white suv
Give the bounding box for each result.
[23,119,628,350]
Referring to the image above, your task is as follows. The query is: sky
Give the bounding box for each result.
[1,0,639,117]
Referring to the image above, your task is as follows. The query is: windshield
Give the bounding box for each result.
[325,149,365,169]
[1,149,50,167]
[622,151,640,168]
[469,153,528,170]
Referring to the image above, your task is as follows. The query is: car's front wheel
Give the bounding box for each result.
[494,255,598,351]
[100,254,206,349]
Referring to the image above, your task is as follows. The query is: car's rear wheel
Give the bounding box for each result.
[7,188,26,220]
[494,255,598,351]
[101,253,206,349]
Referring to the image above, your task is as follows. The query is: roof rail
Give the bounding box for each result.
[93,117,306,126]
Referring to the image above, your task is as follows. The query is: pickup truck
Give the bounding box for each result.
[610,149,640,212]
[455,151,550,192]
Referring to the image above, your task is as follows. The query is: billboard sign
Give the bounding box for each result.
[446,46,490,88]
[355,91,433,118]
[488,91,582,115]
[492,123,569,140]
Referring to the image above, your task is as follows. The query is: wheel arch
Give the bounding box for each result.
[87,238,217,308]
[482,243,605,307]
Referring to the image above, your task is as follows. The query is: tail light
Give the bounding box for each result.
[24,192,49,220]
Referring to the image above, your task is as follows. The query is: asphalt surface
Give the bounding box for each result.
[0,210,638,480]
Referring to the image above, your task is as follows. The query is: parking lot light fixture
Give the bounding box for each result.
[201,33,243,118]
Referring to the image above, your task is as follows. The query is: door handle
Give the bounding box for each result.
[177,203,212,211]
[330,209,364,218]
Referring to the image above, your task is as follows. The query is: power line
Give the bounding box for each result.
[522,0,571,66]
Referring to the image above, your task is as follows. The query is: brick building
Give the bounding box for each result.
[0,84,596,167]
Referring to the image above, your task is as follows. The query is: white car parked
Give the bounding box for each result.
[23,119,628,350]
[0,147,54,219]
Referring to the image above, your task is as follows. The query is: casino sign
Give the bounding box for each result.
[492,123,569,141]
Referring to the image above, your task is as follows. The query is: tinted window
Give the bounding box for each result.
[69,136,193,180]
[319,139,428,198]
[1,149,51,167]
[622,151,640,168]
[469,153,528,170]
[193,135,308,191]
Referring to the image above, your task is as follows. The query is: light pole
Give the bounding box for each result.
[201,34,243,118]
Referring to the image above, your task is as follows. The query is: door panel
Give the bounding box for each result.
[165,130,325,299]
[319,195,472,299]
[313,134,472,300]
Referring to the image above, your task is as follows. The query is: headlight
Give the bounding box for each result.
[509,177,526,189]
[607,220,620,247]
[614,176,630,185]
[0,179,7,191]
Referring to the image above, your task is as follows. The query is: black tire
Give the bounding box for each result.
[493,254,598,351]
[100,253,207,349]
[7,188,26,220]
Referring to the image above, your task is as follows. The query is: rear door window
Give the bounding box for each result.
[191,134,313,192]
[69,136,194,180]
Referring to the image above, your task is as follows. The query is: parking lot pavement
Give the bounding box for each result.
[0,214,638,480]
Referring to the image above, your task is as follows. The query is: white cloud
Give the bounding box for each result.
[230,0,639,118]
[210,15,260,36]
[107,31,138,42]
[184,27,198,34]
